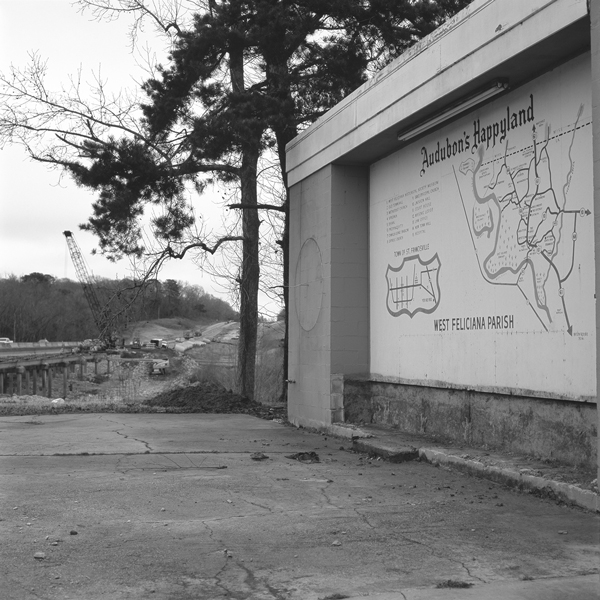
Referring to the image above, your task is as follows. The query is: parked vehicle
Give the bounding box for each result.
[151,359,169,375]
[149,338,169,349]
[0,337,13,345]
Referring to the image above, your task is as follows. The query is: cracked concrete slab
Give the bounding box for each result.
[0,413,598,599]
[351,425,599,512]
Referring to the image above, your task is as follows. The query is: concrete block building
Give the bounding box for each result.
[286,0,600,471]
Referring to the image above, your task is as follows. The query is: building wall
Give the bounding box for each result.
[330,166,369,378]
[369,53,595,402]
[288,165,369,428]
[288,167,333,428]
[286,0,597,469]
[591,0,600,482]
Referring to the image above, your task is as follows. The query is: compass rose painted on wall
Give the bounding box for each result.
[295,237,324,331]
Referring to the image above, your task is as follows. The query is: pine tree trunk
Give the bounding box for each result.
[275,120,296,404]
[280,187,290,402]
[236,145,260,400]
[229,33,260,401]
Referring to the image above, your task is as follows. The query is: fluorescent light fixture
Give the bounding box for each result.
[397,81,509,142]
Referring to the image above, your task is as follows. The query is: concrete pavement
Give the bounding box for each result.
[347,425,599,513]
[1,413,598,599]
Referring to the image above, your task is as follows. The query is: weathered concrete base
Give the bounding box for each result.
[344,380,598,470]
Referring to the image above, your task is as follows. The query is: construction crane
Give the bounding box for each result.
[63,231,115,348]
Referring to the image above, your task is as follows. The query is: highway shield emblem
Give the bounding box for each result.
[385,254,441,318]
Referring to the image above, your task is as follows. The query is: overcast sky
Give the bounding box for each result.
[0,0,235,301]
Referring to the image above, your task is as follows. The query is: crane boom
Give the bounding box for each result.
[63,231,112,344]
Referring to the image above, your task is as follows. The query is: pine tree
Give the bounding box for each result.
[0,0,471,399]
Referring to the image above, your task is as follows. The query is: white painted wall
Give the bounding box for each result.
[370,54,595,401]
[288,165,369,428]
[288,167,334,427]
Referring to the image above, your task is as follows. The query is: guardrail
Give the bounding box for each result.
[4,342,80,349]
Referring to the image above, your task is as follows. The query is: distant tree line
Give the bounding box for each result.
[0,272,238,342]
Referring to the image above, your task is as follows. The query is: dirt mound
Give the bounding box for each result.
[143,381,286,420]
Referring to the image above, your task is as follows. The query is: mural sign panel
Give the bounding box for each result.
[370,55,595,400]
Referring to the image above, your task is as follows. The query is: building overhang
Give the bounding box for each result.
[286,0,590,187]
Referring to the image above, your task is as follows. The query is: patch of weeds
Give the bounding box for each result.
[254,346,283,404]
[436,580,474,589]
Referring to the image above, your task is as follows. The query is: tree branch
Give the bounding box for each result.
[228,203,285,212]
[166,237,244,259]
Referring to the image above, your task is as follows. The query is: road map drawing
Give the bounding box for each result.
[370,56,595,398]
[385,254,441,317]
[455,104,592,335]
